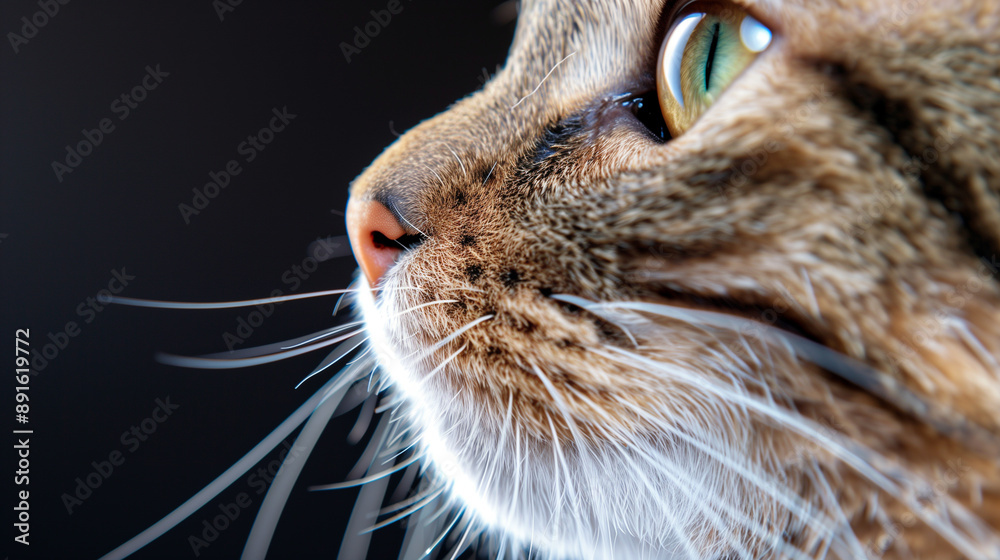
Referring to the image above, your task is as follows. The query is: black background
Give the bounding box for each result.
[2,1,515,558]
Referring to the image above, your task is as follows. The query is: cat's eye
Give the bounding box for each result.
[656,2,772,137]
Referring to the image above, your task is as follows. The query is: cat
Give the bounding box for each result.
[107,0,1000,558]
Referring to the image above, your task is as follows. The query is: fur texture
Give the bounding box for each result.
[349,0,1000,558]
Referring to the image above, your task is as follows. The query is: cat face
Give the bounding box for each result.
[347,0,1000,557]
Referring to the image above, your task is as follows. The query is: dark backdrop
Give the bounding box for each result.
[1,1,515,558]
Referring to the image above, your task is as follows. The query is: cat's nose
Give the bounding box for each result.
[346,198,408,287]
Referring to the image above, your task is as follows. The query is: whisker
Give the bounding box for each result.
[494,537,507,560]
[556,295,1000,460]
[333,288,351,316]
[414,344,467,388]
[346,408,396,481]
[98,357,370,560]
[381,433,425,465]
[310,452,423,491]
[421,163,447,191]
[608,396,834,537]
[583,421,704,559]
[241,355,375,560]
[381,482,447,516]
[346,394,379,445]
[366,362,381,392]
[388,460,422,505]
[483,161,498,185]
[363,485,447,534]
[295,337,370,389]
[530,365,584,514]
[347,346,375,367]
[422,497,459,529]
[805,457,868,559]
[445,514,477,560]
[570,385,810,559]
[156,329,365,369]
[387,299,460,320]
[476,391,514,505]
[420,506,467,560]
[427,314,494,354]
[444,142,468,179]
[598,345,998,558]
[281,321,364,350]
[185,323,363,360]
[384,314,494,381]
[106,288,395,310]
[336,412,396,560]
[509,51,576,110]
[375,395,407,415]
[508,424,524,548]
[383,417,418,462]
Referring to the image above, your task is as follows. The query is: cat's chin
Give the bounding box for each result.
[354,276,788,559]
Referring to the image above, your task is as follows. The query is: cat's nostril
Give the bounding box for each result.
[346,198,421,287]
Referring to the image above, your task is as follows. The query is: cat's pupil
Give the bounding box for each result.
[705,22,721,90]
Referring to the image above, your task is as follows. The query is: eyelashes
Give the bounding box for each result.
[656,1,773,137]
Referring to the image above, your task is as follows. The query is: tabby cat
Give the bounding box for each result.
[345,0,1000,557]
[110,0,1000,558]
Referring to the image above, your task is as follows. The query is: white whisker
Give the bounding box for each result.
[483,161,498,185]
[509,52,576,110]
[156,329,365,369]
[415,344,467,388]
[598,345,996,559]
[446,515,477,560]
[346,394,379,445]
[310,452,423,491]
[241,356,374,560]
[381,482,447,516]
[295,336,370,389]
[107,288,413,310]
[363,485,447,534]
[569,385,811,560]
[281,321,365,350]
[559,295,1000,460]
[99,357,370,560]
[421,507,466,560]
[444,142,468,179]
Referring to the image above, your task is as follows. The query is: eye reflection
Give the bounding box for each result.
[656,3,774,137]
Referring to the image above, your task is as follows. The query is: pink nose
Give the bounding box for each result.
[346,198,408,287]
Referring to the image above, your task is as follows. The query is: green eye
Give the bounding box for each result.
[656,3,773,137]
